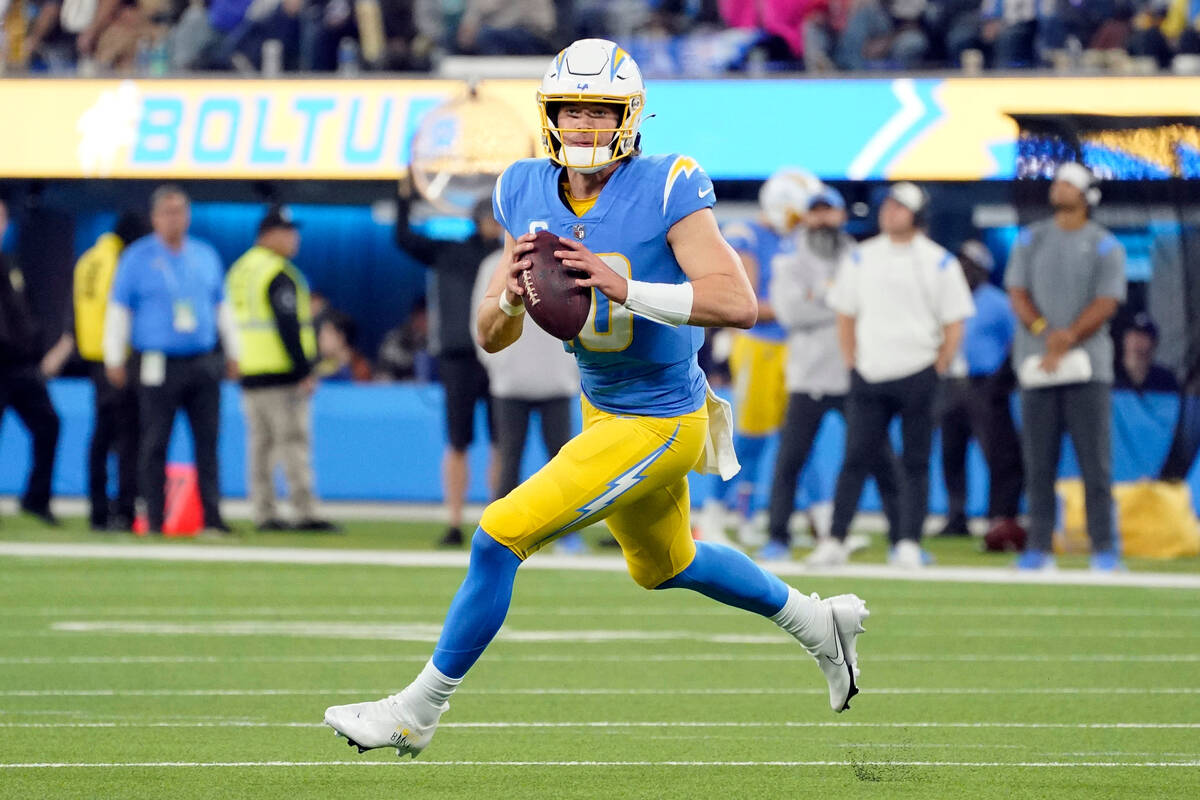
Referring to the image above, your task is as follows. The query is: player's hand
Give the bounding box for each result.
[225,360,240,381]
[505,233,539,304]
[556,237,628,305]
[106,365,127,390]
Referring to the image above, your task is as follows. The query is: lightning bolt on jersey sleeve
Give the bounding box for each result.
[660,155,715,227]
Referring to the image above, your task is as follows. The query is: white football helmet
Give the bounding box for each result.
[759,168,822,234]
[537,39,646,174]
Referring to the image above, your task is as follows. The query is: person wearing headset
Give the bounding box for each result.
[812,182,975,570]
[1005,162,1127,572]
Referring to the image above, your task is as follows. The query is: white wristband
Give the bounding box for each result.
[621,279,693,327]
[498,290,525,317]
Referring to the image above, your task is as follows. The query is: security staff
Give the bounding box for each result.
[818,183,975,569]
[0,198,61,526]
[104,185,237,534]
[73,212,151,531]
[226,206,336,533]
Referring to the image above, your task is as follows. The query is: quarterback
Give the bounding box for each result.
[323,39,870,758]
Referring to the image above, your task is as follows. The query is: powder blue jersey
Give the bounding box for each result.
[721,219,788,343]
[493,154,715,417]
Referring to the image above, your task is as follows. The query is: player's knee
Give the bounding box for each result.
[626,559,670,590]
[469,527,522,570]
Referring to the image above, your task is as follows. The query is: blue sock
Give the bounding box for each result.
[431,528,521,679]
[655,541,789,616]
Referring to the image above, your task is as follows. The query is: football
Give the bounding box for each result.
[520,230,592,340]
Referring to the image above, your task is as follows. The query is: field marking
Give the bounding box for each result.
[3,687,1198,697]
[0,720,1198,730]
[40,620,1200,643]
[9,604,1200,619]
[1,759,1198,769]
[4,541,1200,589]
[4,652,1199,666]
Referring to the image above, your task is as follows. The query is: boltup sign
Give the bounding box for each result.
[2,76,1199,181]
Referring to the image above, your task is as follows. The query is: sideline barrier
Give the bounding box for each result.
[1,380,1197,513]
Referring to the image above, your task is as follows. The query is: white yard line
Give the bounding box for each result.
[1,759,1197,769]
[37,619,1199,643]
[3,541,1199,589]
[0,720,1198,730]
[5,604,1200,618]
[3,653,1198,665]
[1,687,1197,697]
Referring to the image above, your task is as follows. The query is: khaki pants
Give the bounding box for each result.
[242,384,316,524]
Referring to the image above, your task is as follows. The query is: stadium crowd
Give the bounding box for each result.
[5,0,1200,76]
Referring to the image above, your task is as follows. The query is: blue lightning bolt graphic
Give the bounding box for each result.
[535,425,681,547]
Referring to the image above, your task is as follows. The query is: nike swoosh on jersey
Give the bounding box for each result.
[698,187,713,198]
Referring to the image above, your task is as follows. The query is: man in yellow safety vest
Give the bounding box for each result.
[226,205,336,532]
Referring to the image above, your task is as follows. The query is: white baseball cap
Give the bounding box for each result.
[888,182,928,215]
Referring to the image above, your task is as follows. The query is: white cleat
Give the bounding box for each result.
[323,693,443,758]
[805,593,869,712]
[805,537,849,568]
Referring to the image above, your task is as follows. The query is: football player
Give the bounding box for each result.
[323,39,869,758]
[698,167,821,548]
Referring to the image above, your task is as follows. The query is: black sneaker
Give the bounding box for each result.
[20,504,60,527]
[937,516,970,537]
[256,519,288,532]
[294,518,342,533]
[437,526,464,547]
[204,520,233,534]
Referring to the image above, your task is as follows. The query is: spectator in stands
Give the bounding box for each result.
[1005,162,1126,571]
[455,0,556,55]
[394,182,499,549]
[763,186,900,560]
[0,198,62,526]
[316,309,372,382]
[21,0,78,71]
[836,0,930,70]
[937,239,1024,540]
[978,0,1062,68]
[227,205,338,532]
[73,211,151,531]
[104,185,236,535]
[79,0,175,73]
[376,298,433,382]
[802,0,854,71]
[1130,0,1200,65]
[815,183,974,569]
[1129,1,1176,66]
[718,0,817,67]
[471,245,583,551]
[1115,312,1178,392]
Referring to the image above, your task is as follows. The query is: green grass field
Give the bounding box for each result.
[1,519,1199,799]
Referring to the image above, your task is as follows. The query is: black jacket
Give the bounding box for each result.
[0,254,41,369]
[395,196,497,358]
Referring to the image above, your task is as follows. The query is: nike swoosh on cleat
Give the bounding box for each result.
[824,629,845,667]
